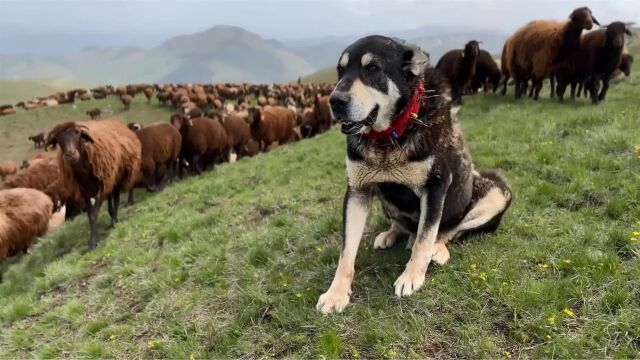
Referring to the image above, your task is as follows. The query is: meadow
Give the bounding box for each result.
[0,61,639,358]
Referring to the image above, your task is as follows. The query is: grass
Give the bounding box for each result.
[1,70,640,358]
[0,79,87,105]
[0,95,173,163]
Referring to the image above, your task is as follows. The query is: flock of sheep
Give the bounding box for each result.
[0,81,334,259]
[0,6,636,262]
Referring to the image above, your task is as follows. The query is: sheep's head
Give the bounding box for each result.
[620,54,634,77]
[45,122,93,164]
[569,7,599,30]
[603,22,633,49]
[463,40,481,59]
[170,113,191,131]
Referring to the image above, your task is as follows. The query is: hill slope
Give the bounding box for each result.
[0,26,314,84]
[1,75,639,358]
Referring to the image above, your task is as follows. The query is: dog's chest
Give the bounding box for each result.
[346,148,434,189]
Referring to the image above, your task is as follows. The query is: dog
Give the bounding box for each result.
[316,35,513,314]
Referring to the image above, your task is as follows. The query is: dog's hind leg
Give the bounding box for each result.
[438,170,512,246]
[374,221,402,250]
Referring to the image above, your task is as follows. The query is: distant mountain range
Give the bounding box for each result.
[0,25,509,84]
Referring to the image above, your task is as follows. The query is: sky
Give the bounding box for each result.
[0,0,638,54]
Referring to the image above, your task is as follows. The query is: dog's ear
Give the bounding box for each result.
[401,42,430,78]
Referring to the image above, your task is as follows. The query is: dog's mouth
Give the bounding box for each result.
[340,105,379,135]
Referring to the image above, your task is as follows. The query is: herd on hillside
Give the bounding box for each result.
[0,6,635,262]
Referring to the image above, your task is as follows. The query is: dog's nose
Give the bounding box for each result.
[330,91,350,117]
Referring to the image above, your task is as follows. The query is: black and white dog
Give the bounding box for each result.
[317,36,513,314]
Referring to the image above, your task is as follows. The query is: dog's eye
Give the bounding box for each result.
[337,65,345,75]
[366,64,379,73]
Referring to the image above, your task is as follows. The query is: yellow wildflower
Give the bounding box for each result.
[190,354,195,360]
[632,231,640,236]
[546,334,552,340]
[315,245,322,253]
[548,315,556,325]
[479,272,487,281]
[469,263,477,271]
[562,259,572,264]
[148,340,158,348]
[109,334,116,340]
[563,307,575,317]
[538,263,550,269]
[503,350,512,358]
[296,293,302,298]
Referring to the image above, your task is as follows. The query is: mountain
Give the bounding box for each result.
[0,26,314,84]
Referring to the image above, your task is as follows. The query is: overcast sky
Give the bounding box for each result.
[0,0,638,54]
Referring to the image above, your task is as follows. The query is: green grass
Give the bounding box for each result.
[301,67,337,84]
[1,72,640,358]
[0,79,86,105]
[0,95,173,163]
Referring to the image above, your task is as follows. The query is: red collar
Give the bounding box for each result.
[366,81,424,140]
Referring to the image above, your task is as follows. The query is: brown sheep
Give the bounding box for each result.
[86,108,101,119]
[221,113,252,158]
[28,132,46,148]
[127,122,182,192]
[0,188,53,261]
[120,94,133,111]
[170,114,229,175]
[248,106,296,151]
[143,87,154,104]
[1,155,84,220]
[436,40,481,104]
[45,119,141,249]
[507,7,599,99]
[0,161,17,180]
[469,50,502,93]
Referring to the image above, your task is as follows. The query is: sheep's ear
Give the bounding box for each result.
[79,126,94,144]
[45,135,57,151]
[401,42,429,78]
[592,16,600,26]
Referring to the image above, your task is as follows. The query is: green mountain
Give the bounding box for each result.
[0,26,314,84]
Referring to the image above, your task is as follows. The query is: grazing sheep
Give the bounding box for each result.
[470,50,502,93]
[86,108,101,119]
[127,122,182,191]
[92,91,107,100]
[45,119,141,249]
[0,188,53,261]
[143,87,154,104]
[170,114,229,175]
[436,40,481,104]
[618,53,634,77]
[248,106,296,151]
[28,132,46,148]
[507,7,599,99]
[120,94,133,111]
[0,161,17,180]
[0,105,16,116]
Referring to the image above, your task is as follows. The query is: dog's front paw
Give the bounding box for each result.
[394,262,427,297]
[316,289,350,314]
[405,234,416,250]
[432,242,450,265]
[374,230,397,249]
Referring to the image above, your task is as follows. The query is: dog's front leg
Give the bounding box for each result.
[394,177,449,297]
[317,187,370,314]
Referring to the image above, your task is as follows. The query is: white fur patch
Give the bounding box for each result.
[339,52,349,67]
[347,78,400,132]
[361,53,373,66]
[347,155,434,189]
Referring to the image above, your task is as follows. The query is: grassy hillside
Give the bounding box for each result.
[0,96,175,163]
[301,67,337,84]
[0,79,86,105]
[1,74,640,358]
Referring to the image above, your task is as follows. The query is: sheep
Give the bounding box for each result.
[618,53,634,77]
[44,119,141,249]
[556,22,632,103]
[0,106,17,116]
[79,93,92,101]
[248,106,297,151]
[120,94,133,111]
[0,188,53,261]
[92,91,107,100]
[507,7,599,99]
[581,22,632,104]
[221,113,252,159]
[28,132,46,148]
[436,40,481,104]
[143,87,154,104]
[0,161,17,180]
[127,122,182,192]
[170,114,229,175]
[1,155,83,220]
[469,50,502,94]
[86,108,101,119]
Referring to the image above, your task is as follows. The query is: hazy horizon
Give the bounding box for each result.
[1,0,638,55]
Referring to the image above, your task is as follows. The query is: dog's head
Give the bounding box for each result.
[330,35,429,135]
